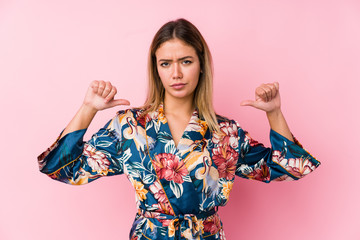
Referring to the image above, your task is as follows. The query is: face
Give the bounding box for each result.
[155,38,201,102]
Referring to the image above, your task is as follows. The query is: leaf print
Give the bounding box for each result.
[118,139,132,154]
[182,175,192,183]
[207,201,215,209]
[236,164,253,175]
[159,227,167,236]
[164,141,176,155]
[145,158,155,172]
[158,131,172,143]
[145,120,153,130]
[95,140,113,148]
[129,162,147,171]
[142,174,156,185]
[170,181,183,198]
[120,148,132,161]
[154,120,161,132]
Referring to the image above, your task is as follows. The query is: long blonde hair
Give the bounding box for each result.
[142,18,220,133]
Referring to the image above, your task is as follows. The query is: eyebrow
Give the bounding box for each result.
[158,56,194,62]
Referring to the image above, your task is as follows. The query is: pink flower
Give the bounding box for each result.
[148,180,175,215]
[274,175,292,181]
[246,164,270,181]
[244,131,260,147]
[285,158,316,178]
[83,144,111,175]
[149,181,167,203]
[157,217,173,227]
[212,146,238,180]
[272,151,316,178]
[212,122,238,149]
[153,153,189,184]
[203,214,221,234]
[38,140,60,170]
[271,150,283,163]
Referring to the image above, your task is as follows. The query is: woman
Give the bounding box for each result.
[38,18,320,239]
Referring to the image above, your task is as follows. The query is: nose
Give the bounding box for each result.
[172,63,183,79]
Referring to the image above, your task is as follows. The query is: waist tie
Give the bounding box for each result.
[138,208,217,239]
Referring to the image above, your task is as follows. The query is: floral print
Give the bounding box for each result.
[245,160,271,182]
[212,145,238,180]
[153,153,189,184]
[132,179,148,202]
[149,180,174,215]
[272,150,316,178]
[221,182,233,199]
[203,214,222,235]
[83,144,113,175]
[212,121,238,149]
[38,103,320,239]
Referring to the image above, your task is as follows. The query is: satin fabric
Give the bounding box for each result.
[38,104,320,239]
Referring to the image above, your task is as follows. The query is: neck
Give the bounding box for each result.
[163,94,195,117]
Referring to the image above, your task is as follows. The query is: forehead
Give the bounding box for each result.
[155,38,197,59]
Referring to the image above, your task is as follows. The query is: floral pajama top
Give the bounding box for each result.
[38,104,320,240]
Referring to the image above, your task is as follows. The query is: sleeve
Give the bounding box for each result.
[234,121,321,182]
[37,113,126,185]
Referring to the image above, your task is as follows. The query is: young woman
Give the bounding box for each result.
[38,18,320,240]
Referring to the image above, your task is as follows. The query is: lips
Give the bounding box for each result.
[170,83,186,89]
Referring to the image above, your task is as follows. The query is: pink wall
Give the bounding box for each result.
[1,0,359,239]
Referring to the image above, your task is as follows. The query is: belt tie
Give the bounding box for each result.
[139,208,217,239]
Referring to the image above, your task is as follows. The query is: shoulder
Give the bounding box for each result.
[115,107,145,119]
[106,107,146,130]
[215,114,241,128]
[211,114,241,150]
[216,113,232,124]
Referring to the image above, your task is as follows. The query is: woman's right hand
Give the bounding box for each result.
[83,80,130,111]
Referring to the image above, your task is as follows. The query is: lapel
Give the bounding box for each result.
[145,103,208,159]
[143,103,209,215]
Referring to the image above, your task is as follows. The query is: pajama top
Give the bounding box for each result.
[37,104,320,240]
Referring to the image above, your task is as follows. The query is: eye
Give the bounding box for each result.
[160,62,169,67]
[182,60,192,65]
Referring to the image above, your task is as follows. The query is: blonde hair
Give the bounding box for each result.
[142,18,220,133]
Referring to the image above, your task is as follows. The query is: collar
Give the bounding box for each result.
[144,103,209,155]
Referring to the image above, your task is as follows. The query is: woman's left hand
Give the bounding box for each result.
[240,82,281,113]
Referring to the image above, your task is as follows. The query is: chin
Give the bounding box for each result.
[169,92,194,100]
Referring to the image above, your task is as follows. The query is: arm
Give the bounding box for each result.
[266,109,293,142]
[38,80,130,185]
[234,122,320,182]
[236,82,320,182]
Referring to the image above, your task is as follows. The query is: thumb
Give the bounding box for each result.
[108,99,131,108]
[240,99,256,107]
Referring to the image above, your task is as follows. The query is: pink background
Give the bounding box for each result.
[1,0,359,239]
